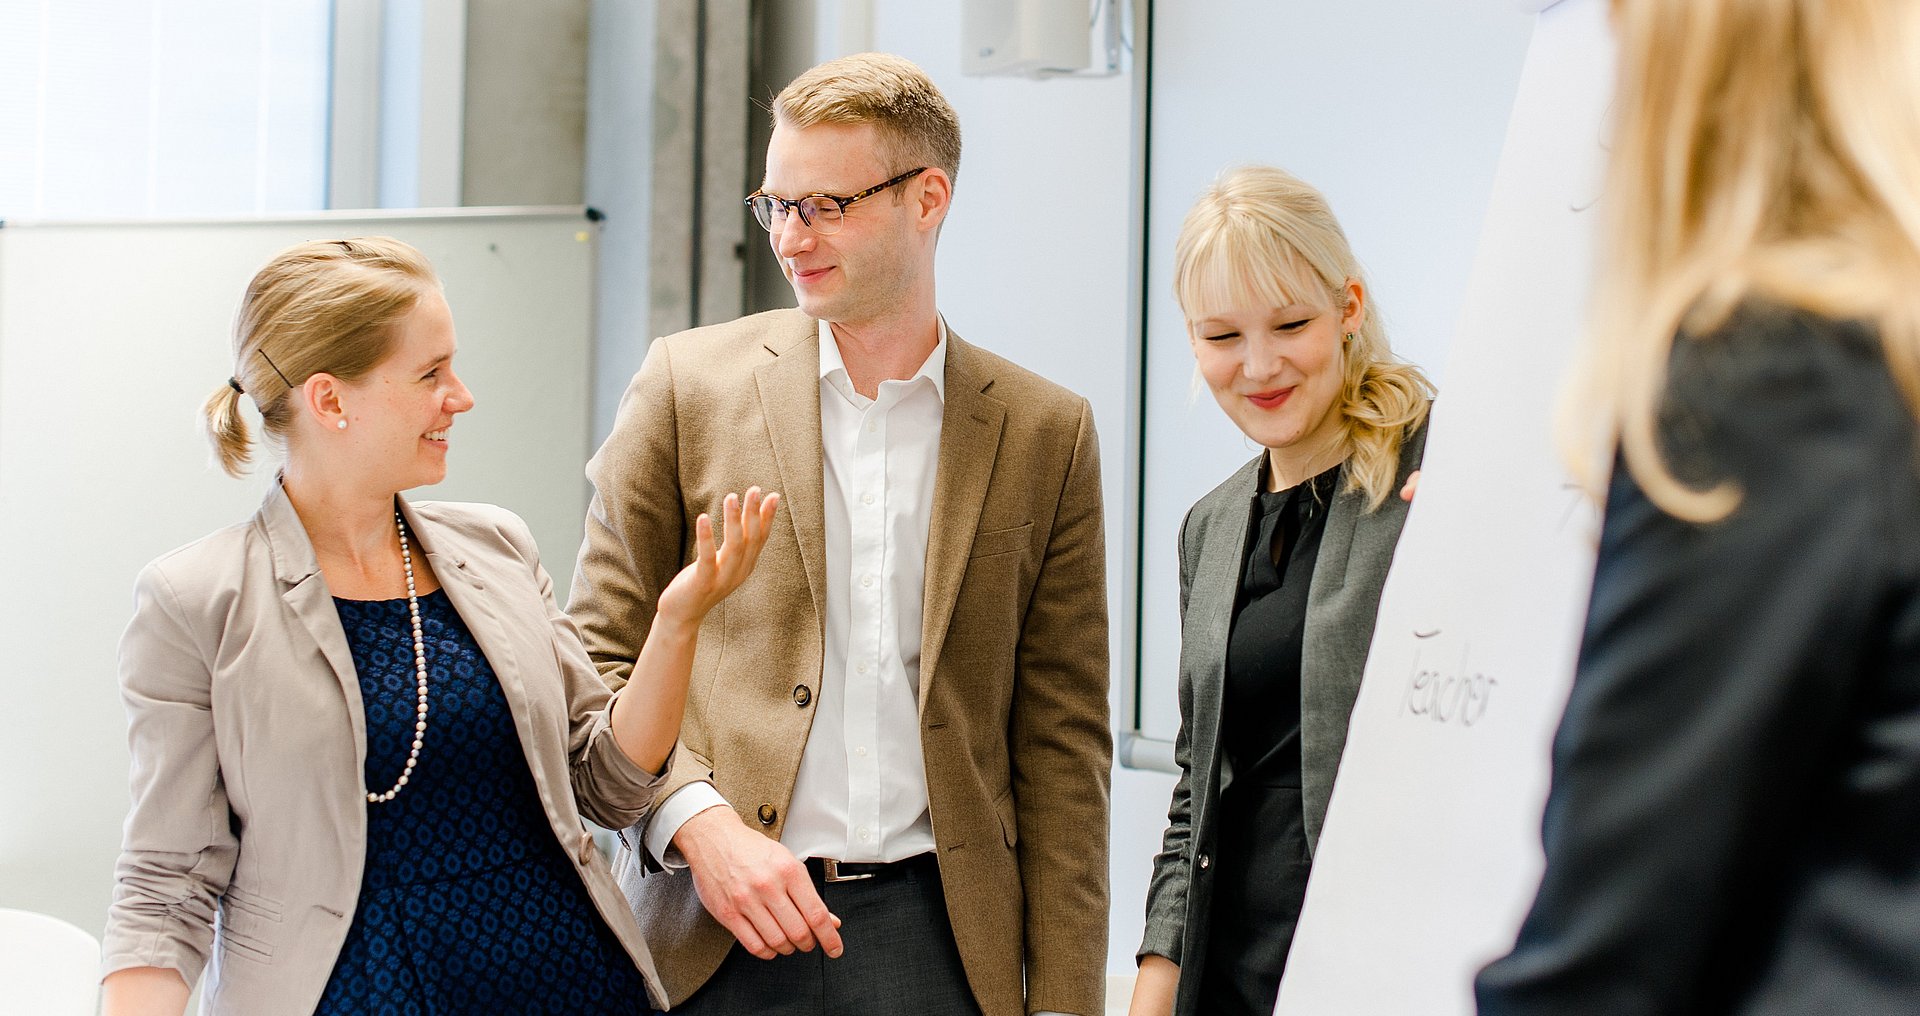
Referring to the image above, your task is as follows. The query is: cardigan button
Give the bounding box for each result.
[1197,853,1211,871]
[758,804,778,825]
[793,685,812,707]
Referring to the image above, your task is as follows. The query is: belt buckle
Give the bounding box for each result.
[821,858,874,883]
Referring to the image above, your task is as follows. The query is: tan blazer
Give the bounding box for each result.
[103,483,669,1014]
[570,308,1113,1016]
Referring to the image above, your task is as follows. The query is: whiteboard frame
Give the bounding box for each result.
[1116,0,1170,773]
[0,203,578,230]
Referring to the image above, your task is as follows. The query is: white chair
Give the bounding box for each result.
[0,908,101,1016]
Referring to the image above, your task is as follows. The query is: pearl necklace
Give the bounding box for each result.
[367,510,429,804]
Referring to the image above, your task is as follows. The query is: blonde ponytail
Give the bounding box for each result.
[202,381,253,478]
[1341,357,1434,511]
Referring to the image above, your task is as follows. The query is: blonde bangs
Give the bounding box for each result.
[1176,216,1328,328]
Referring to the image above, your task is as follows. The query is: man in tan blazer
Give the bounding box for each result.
[569,53,1111,1016]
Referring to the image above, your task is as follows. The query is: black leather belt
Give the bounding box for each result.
[804,852,936,884]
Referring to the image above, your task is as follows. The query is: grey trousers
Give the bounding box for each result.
[664,854,983,1016]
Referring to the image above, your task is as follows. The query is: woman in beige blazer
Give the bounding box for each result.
[100,238,779,1016]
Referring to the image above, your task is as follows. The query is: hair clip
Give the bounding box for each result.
[256,348,295,388]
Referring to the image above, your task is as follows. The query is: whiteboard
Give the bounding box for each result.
[1133,1,1536,746]
[0,209,596,939]
[1277,3,1612,1011]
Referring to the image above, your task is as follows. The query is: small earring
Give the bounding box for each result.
[1343,332,1355,344]
[336,419,348,430]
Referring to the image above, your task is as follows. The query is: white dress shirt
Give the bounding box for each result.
[645,318,946,865]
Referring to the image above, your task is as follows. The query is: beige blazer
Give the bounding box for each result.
[570,308,1114,1016]
[103,483,668,1014]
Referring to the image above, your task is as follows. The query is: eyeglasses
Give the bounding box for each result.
[745,167,928,235]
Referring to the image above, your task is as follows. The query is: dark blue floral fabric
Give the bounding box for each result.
[315,590,647,1015]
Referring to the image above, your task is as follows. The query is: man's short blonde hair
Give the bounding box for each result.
[774,52,961,184]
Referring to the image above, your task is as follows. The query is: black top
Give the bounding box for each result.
[1220,463,1340,786]
[1197,463,1339,1016]
[1476,305,1920,1015]
[315,591,647,1014]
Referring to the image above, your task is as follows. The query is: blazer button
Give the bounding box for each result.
[579,831,597,866]
[1197,853,1211,871]
[792,685,812,707]
[758,804,778,825]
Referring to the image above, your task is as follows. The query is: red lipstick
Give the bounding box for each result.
[1246,387,1293,410]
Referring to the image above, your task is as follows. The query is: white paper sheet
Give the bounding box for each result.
[1274,3,1616,1012]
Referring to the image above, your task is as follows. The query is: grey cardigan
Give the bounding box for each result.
[1139,420,1427,1010]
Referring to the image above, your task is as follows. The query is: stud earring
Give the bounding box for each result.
[1343,332,1355,344]
[337,419,348,430]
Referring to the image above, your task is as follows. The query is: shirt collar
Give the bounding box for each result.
[817,316,948,403]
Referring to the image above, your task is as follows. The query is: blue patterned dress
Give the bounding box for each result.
[315,590,649,1015]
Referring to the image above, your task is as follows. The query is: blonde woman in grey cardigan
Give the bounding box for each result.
[1130,166,1432,1016]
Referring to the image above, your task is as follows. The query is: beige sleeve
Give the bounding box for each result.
[101,563,238,989]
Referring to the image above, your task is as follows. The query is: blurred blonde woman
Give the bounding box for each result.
[1478,1,1920,1012]
[100,238,778,1015]
[1130,166,1433,1016]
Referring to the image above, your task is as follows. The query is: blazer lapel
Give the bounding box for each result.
[1192,456,1262,652]
[753,319,830,632]
[1299,422,1427,850]
[261,482,368,765]
[918,334,1007,713]
[1299,472,1373,852]
[404,500,557,797]
[1305,420,1427,632]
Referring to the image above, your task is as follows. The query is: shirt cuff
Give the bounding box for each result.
[643,781,731,869]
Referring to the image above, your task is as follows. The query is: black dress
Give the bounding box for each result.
[314,590,649,1015]
[1196,464,1339,1016]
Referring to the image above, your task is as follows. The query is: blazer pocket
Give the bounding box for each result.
[221,884,284,923]
[220,927,274,964]
[217,884,283,965]
[217,917,275,965]
[993,787,1019,849]
[968,522,1034,561]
